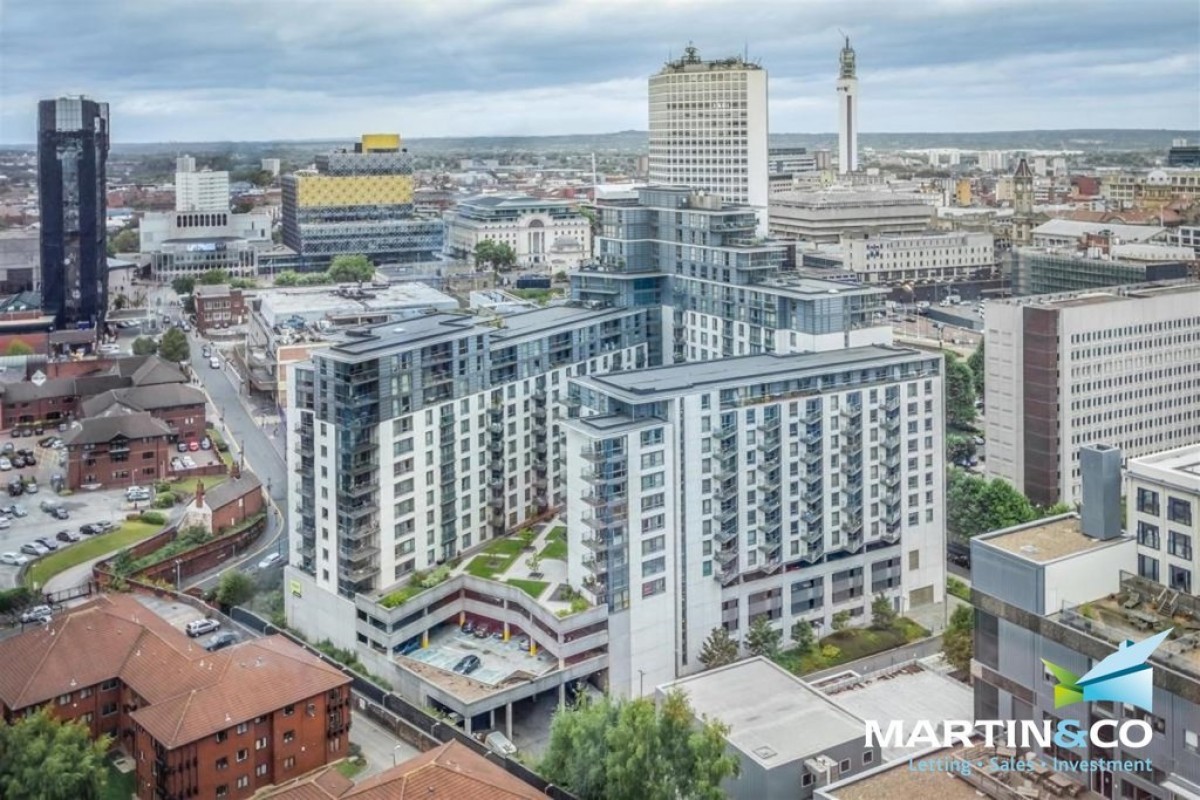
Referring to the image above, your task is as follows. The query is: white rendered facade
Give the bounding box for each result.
[984,282,1200,508]
[175,161,230,212]
[842,231,995,284]
[443,195,591,270]
[768,190,936,243]
[836,38,858,175]
[139,208,272,279]
[648,47,769,231]
[1127,444,1200,596]
[564,347,946,697]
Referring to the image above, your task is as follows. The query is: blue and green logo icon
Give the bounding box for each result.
[1042,629,1171,711]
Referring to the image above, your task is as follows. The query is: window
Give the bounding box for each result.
[641,429,663,446]
[1137,487,1160,515]
[57,693,71,705]
[283,756,295,770]
[1168,497,1193,526]
[237,748,248,763]
[236,722,248,735]
[1170,531,1193,560]
[236,776,249,789]
[1139,554,1160,583]
[642,557,666,577]
[256,764,268,777]
[802,773,814,787]
[908,550,919,570]
[283,731,295,744]
[1137,522,1160,549]
[839,758,852,774]
[216,757,229,771]
[255,736,268,750]
[863,750,875,765]
[283,704,295,717]
[641,451,664,469]
[1170,565,1192,594]
[216,730,228,743]
[102,702,118,717]
[101,679,119,691]
[1186,729,1199,752]
[642,578,666,597]
[216,787,228,799]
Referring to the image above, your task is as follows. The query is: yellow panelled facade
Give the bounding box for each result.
[360,133,401,151]
[294,174,414,207]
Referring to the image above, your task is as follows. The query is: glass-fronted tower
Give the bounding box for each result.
[38,96,110,329]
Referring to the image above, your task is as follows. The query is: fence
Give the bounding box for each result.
[228,605,577,800]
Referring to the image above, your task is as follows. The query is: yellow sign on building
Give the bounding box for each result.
[361,133,401,152]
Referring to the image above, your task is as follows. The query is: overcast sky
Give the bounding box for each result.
[1,0,1197,143]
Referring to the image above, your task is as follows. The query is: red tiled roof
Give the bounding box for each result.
[344,741,549,800]
[0,595,349,750]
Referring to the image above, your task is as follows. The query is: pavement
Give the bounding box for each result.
[349,707,420,780]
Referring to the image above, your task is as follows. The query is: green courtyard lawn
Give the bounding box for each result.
[465,535,527,580]
[539,526,567,560]
[775,617,930,676]
[25,520,163,589]
[100,763,135,800]
[506,578,550,599]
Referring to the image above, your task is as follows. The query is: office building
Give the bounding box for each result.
[1102,169,1200,209]
[984,282,1200,507]
[443,194,591,270]
[1127,444,1200,594]
[571,186,891,364]
[1032,219,1166,249]
[769,191,935,243]
[842,231,995,284]
[1167,224,1200,256]
[648,46,769,229]
[1013,246,1190,296]
[768,147,818,175]
[660,658,881,800]
[139,208,272,281]
[175,155,230,212]
[38,96,110,329]
[286,307,652,599]
[968,495,1200,799]
[281,133,442,270]
[836,37,858,174]
[0,595,352,800]
[564,346,946,695]
[1168,141,1200,168]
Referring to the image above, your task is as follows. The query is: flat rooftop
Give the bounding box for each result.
[995,279,1200,309]
[771,190,935,209]
[260,283,457,327]
[573,346,932,400]
[977,514,1112,563]
[661,658,866,768]
[1128,442,1200,480]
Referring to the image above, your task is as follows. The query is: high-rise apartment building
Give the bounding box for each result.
[564,346,946,694]
[648,47,769,230]
[38,96,109,329]
[174,154,230,212]
[1127,444,1200,595]
[287,307,652,598]
[571,186,891,364]
[281,133,442,270]
[836,37,858,174]
[984,282,1200,507]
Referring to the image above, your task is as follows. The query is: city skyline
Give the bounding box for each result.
[1,0,1197,143]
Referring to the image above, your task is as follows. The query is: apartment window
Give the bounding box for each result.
[216,787,228,799]
[237,749,248,763]
[57,694,71,705]
[101,679,119,691]
[839,758,852,774]
[908,550,919,570]
[283,756,295,770]
[1138,554,1160,583]
[216,731,228,744]
[102,702,118,717]
[1168,497,1193,526]
[283,731,295,744]
[642,557,666,577]
[863,750,875,765]
[1137,487,1160,515]
[255,737,268,750]
[642,578,666,597]
[641,473,665,491]
[1137,522,1160,549]
[256,763,268,777]
[237,776,249,789]
[1186,729,1199,752]
[216,757,229,771]
[283,705,295,717]
[1170,531,1193,560]
[641,429,664,446]
[642,535,666,555]
[802,773,814,787]
[641,451,664,469]
[1171,565,1193,594]
[236,722,248,735]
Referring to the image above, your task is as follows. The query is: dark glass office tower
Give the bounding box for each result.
[38,96,109,329]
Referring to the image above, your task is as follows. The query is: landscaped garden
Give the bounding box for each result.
[539,526,567,560]
[506,578,550,599]
[26,520,165,589]
[464,535,527,580]
[773,600,929,676]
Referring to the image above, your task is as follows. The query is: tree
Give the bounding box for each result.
[473,240,498,272]
[4,340,33,357]
[199,268,230,286]
[216,570,255,607]
[474,240,517,274]
[171,276,196,296]
[296,272,332,287]
[790,619,816,654]
[0,706,110,800]
[967,340,985,399]
[831,611,851,632]
[273,270,299,287]
[871,594,897,631]
[697,625,738,670]
[946,468,1038,539]
[0,587,34,618]
[540,691,739,800]
[158,327,189,363]
[229,278,257,290]
[131,336,159,356]
[944,351,977,429]
[745,615,782,658]
[946,434,977,464]
[111,293,128,310]
[109,228,140,254]
[525,553,543,577]
[942,604,974,672]
[327,254,374,284]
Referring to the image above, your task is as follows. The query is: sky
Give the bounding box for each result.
[1,0,1197,143]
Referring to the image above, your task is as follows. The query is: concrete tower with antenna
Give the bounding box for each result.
[836,34,858,174]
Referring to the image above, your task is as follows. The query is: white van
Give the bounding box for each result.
[484,731,517,758]
[209,356,220,369]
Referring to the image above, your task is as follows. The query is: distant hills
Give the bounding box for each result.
[4,129,1195,155]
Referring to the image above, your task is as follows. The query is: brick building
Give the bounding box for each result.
[194,284,247,335]
[0,354,188,429]
[0,595,352,800]
[80,383,208,444]
[62,411,175,489]
[190,471,266,534]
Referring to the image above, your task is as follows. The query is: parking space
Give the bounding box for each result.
[131,594,260,647]
[404,622,557,688]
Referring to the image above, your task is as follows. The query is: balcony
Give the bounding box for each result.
[338,562,377,583]
[884,396,901,413]
[840,404,862,419]
[884,505,902,526]
[533,476,548,490]
[342,502,376,520]
[715,480,738,501]
[884,452,901,470]
[803,410,821,425]
[339,544,380,565]
[842,513,863,534]
[713,561,737,583]
[340,481,375,499]
[580,467,626,484]
[532,405,547,420]
[759,416,780,432]
[803,429,822,446]
[582,513,624,531]
[532,389,547,402]
[715,546,738,567]
[489,438,505,453]
[488,496,504,509]
[532,423,547,437]
[342,522,379,544]
[715,526,737,546]
[489,423,504,436]
[803,450,822,467]
[716,505,738,525]
[714,426,738,444]
[841,429,862,448]
[580,445,621,463]
[581,534,610,555]
[802,506,822,525]
[882,524,902,543]
[582,491,625,508]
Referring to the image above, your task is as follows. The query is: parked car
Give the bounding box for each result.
[93,520,116,533]
[396,639,420,656]
[0,458,12,471]
[973,436,986,446]
[200,437,212,450]
[39,499,59,513]
[1,442,13,453]
[204,631,238,652]
[34,536,59,551]
[0,551,29,566]
[0,516,9,529]
[37,436,56,448]
[24,480,38,494]
[188,440,200,452]
[20,605,52,624]
[453,655,482,675]
[185,618,221,638]
[209,357,220,369]
[474,625,490,639]
[51,507,69,520]
[20,542,47,556]
[79,523,99,536]
[33,425,43,436]
[257,552,282,570]
[176,441,189,453]
[5,504,26,517]
[21,453,36,466]
[7,479,22,497]
[202,346,211,358]
[57,529,81,543]
[461,620,476,635]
